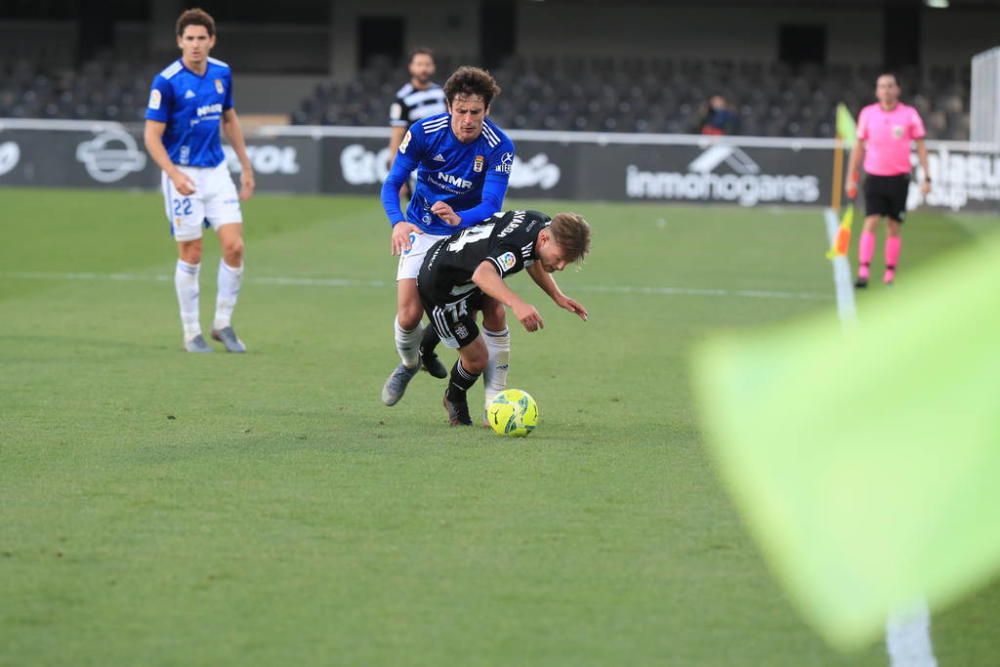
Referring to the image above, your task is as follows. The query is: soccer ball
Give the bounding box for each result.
[486,389,538,437]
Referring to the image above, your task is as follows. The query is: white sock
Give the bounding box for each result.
[175,259,201,341]
[213,259,243,330]
[483,326,510,409]
[394,316,422,369]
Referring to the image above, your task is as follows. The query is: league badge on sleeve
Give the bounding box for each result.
[400,130,412,154]
[473,155,485,173]
[498,251,517,272]
[148,89,161,110]
[215,79,224,95]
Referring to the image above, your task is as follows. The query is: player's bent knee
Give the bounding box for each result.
[482,301,507,329]
[178,241,202,265]
[397,305,423,331]
[224,238,245,263]
[461,350,488,374]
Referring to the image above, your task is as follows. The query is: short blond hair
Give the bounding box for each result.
[549,212,591,263]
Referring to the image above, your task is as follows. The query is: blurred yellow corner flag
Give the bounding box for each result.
[836,103,857,149]
[825,204,854,259]
[693,234,1000,649]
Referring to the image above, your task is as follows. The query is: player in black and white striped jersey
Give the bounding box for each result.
[387,48,447,174]
[417,210,591,426]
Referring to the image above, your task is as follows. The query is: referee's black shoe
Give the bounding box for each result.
[421,350,448,379]
[854,276,868,289]
[443,392,473,426]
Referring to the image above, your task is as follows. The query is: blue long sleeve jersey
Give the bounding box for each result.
[380,113,515,235]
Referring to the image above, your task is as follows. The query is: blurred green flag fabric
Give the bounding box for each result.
[693,234,1000,649]
[836,103,857,150]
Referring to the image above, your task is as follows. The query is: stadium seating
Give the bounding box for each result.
[0,50,160,122]
[0,52,972,140]
[290,55,972,140]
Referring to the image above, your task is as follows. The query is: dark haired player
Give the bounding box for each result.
[379,66,515,409]
[143,7,254,352]
[387,47,447,170]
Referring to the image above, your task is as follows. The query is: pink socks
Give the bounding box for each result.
[858,231,876,279]
[884,236,901,283]
[857,230,902,284]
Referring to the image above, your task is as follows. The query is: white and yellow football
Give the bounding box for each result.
[486,389,538,437]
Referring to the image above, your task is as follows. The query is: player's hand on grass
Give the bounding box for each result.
[430,201,461,226]
[513,301,544,332]
[239,169,255,201]
[170,169,196,196]
[556,295,588,321]
[391,221,419,255]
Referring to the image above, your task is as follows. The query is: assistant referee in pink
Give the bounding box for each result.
[846,73,931,288]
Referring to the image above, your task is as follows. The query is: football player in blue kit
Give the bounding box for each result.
[379,66,516,411]
[143,8,254,353]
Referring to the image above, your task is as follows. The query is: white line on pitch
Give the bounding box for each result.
[822,208,936,667]
[823,208,858,325]
[886,601,937,667]
[2,271,831,302]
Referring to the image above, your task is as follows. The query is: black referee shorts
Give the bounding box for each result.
[863,174,910,222]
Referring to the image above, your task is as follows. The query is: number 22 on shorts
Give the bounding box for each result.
[173,198,192,217]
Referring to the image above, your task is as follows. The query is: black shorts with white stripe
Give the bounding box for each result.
[418,290,483,350]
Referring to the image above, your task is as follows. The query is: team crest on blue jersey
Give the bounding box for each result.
[215,79,224,95]
[473,155,485,172]
[498,252,517,272]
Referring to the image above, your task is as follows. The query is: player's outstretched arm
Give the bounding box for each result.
[143,120,195,195]
[472,261,544,332]
[222,108,255,200]
[527,261,588,321]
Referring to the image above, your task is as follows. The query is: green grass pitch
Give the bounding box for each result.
[1,188,998,665]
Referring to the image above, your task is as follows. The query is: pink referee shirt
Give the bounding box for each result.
[857,103,926,176]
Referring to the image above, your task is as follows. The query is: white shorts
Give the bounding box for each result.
[161,162,243,242]
[396,230,448,281]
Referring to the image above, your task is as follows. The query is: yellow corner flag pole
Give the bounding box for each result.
[826,104,857,259]
[831,138,844,213]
